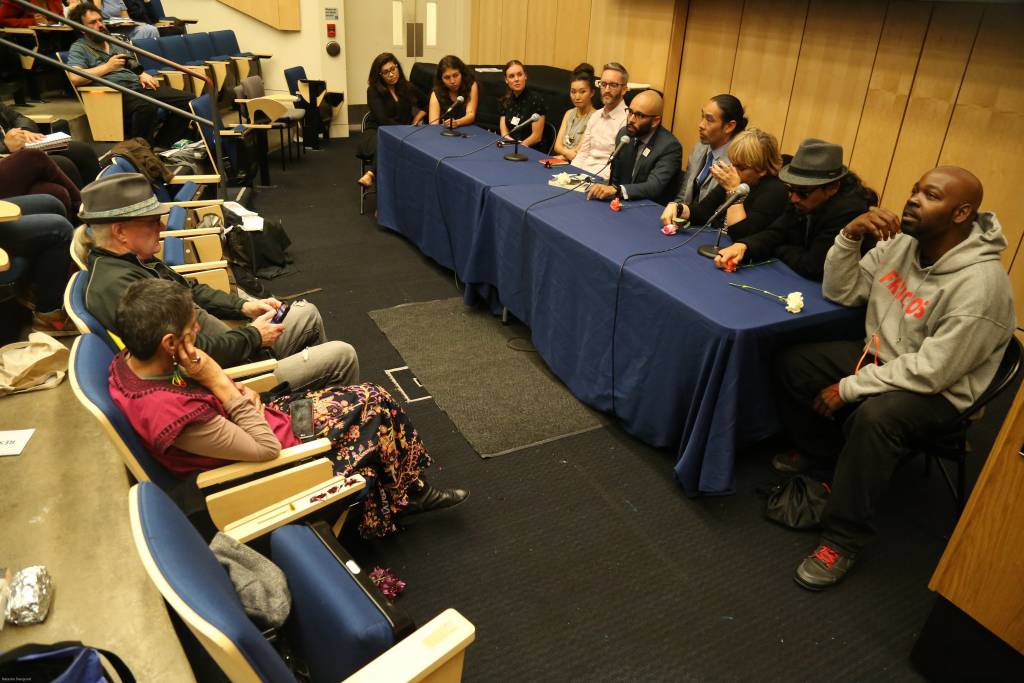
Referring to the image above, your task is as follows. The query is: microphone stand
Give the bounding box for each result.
[440,114,459,137]
[696,218,728,258]
[503,136,527,162]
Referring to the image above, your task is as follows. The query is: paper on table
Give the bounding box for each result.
[0,429,34,457]
[241,215,264,231]
[223,201,257,217]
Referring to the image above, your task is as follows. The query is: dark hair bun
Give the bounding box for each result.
[571,62,595,79]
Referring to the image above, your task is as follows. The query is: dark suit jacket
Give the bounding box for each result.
[609,126,683,206]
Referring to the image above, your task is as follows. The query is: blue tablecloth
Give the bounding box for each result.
[376,125,863,495]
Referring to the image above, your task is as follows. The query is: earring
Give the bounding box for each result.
[170,357,186,387]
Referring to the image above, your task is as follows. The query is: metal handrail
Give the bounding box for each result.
[2,0,226,199]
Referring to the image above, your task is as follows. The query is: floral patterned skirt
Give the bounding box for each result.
[270,383,432,538]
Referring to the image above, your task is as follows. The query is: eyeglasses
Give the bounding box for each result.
[597,81,625,90]
[625,108,655,120]
[379,65,398,77]
[785,185,816,198]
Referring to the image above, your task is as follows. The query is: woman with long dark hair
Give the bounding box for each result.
[498,60,545,148]
[427,54,478,129]
[357,52,425,188]
[551,63,595,161]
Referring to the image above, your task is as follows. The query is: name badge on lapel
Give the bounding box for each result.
[642,148,651,158]
[510,116,521,126]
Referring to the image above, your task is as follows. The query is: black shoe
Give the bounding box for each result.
[794,544,856,591]
[401,484,469,516]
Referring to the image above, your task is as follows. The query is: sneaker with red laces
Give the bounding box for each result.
[771,449,813,474]
[795,544,856,591]
[32,309,79,338]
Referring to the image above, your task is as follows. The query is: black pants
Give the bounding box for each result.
[0,194,73,312]
[775,341,959,553]
[49,142,101,189]
[122,85,193,147]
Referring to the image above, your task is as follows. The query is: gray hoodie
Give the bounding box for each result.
[823,211,1016,412]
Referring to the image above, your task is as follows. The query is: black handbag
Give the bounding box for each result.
[763,475,831,530]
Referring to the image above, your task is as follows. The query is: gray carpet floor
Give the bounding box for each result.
[370,297,605,457]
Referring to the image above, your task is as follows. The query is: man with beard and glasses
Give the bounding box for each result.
[713,138,875,280]
[585,89,681,206]
[771,166,1015,590]
[65,2,191,147]
[570,62,629,180]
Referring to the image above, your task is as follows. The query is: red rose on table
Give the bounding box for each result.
[610,198,622,212]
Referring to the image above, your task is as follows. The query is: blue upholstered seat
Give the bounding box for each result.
[210,30,252,58]
[70,335,178,490]
[132,482,399,682]
[64,271,121,351]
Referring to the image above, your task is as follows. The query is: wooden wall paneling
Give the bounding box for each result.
[660,0,690,129]
[929,379,1024,653]
[472,0,504,63]
[939,3,1024,273]
[880,2,983,212]
[498,1,528,62]
[524,0,558,66]
[470,0,480,63]
[781,0,886,157]
[670,0,744,155]
[552,0,593,71]
[847,1,931,197]
[586,0,677,92]
[728,0,809,145]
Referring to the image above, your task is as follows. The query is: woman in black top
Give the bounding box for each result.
[357,52,425,188]
[694,128,788,240]
[427,54,478,129]
[498,60,545,147]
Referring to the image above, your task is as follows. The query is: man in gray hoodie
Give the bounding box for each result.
[773,166,1015,590]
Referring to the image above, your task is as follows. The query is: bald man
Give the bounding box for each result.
[772,166,1015,591]
[586,89,682,205]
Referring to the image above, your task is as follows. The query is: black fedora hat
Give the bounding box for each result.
[779,138,848,187]
[78,173,170,224]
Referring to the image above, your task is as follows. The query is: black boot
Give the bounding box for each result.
[401,483,469,516]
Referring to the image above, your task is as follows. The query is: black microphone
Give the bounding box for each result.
[439,95,466,137]
[697,183,751,258]
[498,113,540,146]
[608,134,632,163]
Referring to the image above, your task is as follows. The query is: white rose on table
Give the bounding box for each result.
[554,172,571,186]
[785,292,805,314]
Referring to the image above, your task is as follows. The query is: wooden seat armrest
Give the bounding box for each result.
[168,174,222,185]
[26,114,56,123]
[78,86,118,93]
[222,473,367,543]
[169,260,228,274]
[222,358,278,380]
[166,199,224,208]
[197,438,331,488]
[159,227,221,238]
[2,27,36,35]
[0,247,9,272]
[253,53,272,59]
[346,609,476,683]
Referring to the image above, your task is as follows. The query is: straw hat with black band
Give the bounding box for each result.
[778,138,848,188]
[78,173,170,224]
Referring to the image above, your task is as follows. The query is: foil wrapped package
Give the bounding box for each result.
[5,565,54,625]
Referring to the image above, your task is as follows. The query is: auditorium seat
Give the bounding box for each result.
[70,334,362,539]
[129,481,475,682]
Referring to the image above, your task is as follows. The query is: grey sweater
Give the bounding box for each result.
[823,212,1016,412]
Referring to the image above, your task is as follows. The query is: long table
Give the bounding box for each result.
[377,124,863,495]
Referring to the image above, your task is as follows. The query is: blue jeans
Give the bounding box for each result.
[0,195,73,312]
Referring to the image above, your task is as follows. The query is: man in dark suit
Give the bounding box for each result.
[586,90,682,206]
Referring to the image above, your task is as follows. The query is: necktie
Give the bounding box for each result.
[696,151,714,186]
[630,139,646,182]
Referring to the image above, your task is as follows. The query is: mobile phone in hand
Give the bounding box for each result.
[271,303,290,324]
[288,398,315,441]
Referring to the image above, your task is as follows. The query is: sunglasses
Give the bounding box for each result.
[785,185,817,199]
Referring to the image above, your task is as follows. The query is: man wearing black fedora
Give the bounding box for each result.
[79,173,360,392]
[713,138,875,280]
